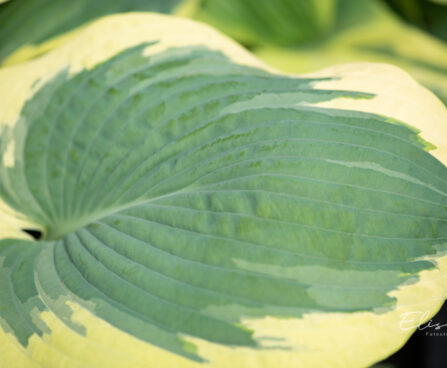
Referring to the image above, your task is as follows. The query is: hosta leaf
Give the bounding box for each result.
[1,13,447,368]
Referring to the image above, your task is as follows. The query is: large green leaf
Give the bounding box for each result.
[1,13,447,368]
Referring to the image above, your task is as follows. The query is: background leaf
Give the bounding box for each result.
[385,0,447,42]
[0,0,182,65]
[184,0,337,47]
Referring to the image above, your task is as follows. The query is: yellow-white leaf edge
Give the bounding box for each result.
[0,12,447,368]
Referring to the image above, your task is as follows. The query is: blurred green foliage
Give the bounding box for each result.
[189,0,337,47]
[385,0,447,42]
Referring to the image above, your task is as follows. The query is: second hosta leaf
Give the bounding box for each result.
[1,13,447,368]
